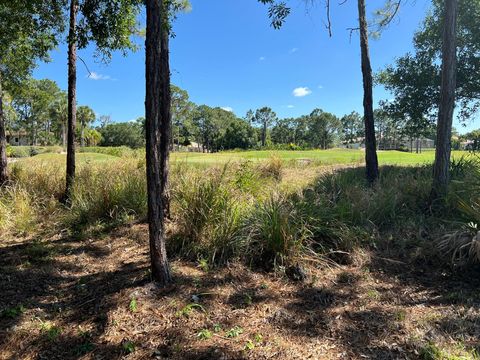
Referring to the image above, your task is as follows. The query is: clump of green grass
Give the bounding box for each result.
[67,160,147,228]
[171,166,246,264]
[419,341,479,360]
[0,186,38,235]
[244,192,311,268]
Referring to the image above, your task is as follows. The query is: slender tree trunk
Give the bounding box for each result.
[432,0,458,198]
[62,122,66,148]
[262,123,267,147]
[65,0,77,202]
[81,122,85,147]
[358,0,379,184]
[0,71,8,186]
[145,0,172,286]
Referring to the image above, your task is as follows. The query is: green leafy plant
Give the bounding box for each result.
[129,297,138,313]
[197,329,212,340]
[40,321,62,340]
[175,303,206,318]
[198,258,209,272]
[122,341,135,354]
[75,342,94,355]
[254,333,263,343]
[226,326,244,338]
[1,305,25,319]
[244,340,255,351]
[366,289,380,300]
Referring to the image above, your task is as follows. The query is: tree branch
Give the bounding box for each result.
[77,56,92,77]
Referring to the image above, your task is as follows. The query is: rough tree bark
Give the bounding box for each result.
[62,123,66,148]
[432,0,458,198]
[81,123,85,147]
[65,0,77,202]
[262,122,267,147]
[145,0,172,286]
[0,71,7,186]
[358,0,379,184]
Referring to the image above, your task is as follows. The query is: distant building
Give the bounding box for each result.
[171,141,205,153]
[379,137,435,151]
[461,140,475,150]
[343,136,435,151]
[6,130,29,146]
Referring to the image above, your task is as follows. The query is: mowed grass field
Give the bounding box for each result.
[171,149,475,166]
[19,148,473,167]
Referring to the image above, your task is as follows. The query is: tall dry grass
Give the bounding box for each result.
[2,154,479,269]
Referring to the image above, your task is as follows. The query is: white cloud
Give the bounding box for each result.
[318,85,324,89]
[293,87,312,97]
[259,56,266,61]
[221,106,233,112]
[289,47,298,53]
[88,72,113,81]
[287,105,295,108]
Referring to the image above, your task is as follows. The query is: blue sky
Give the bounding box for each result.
[33,0,478,133]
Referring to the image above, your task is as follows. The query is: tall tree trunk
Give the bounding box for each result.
[62,122,66,148]
[65,0,77,202]
[432,0,458,198]
[262,123,266,147]
[80,122,85,147]
[145,0,172,286]
[0,71,7,186]
[358,0,379,184]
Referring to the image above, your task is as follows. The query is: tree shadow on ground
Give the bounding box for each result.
[0,229,149,360]
[2,164,480,359]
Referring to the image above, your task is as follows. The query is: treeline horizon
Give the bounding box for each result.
[4,77,478,153]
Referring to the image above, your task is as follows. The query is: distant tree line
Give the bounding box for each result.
[7,77,477,153]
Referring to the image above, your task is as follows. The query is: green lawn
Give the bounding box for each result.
[17,152,119,164]
[171,149,471,166]
[15,149,473,167]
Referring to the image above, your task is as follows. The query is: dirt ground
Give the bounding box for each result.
[1,223,479,360]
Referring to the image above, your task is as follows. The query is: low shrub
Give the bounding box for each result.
[7,146,30,158]
[79,146,140,158]
[6,146,63,158]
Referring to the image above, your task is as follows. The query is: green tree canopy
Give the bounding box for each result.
[378,0,480,123]
[99,121,144,148]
